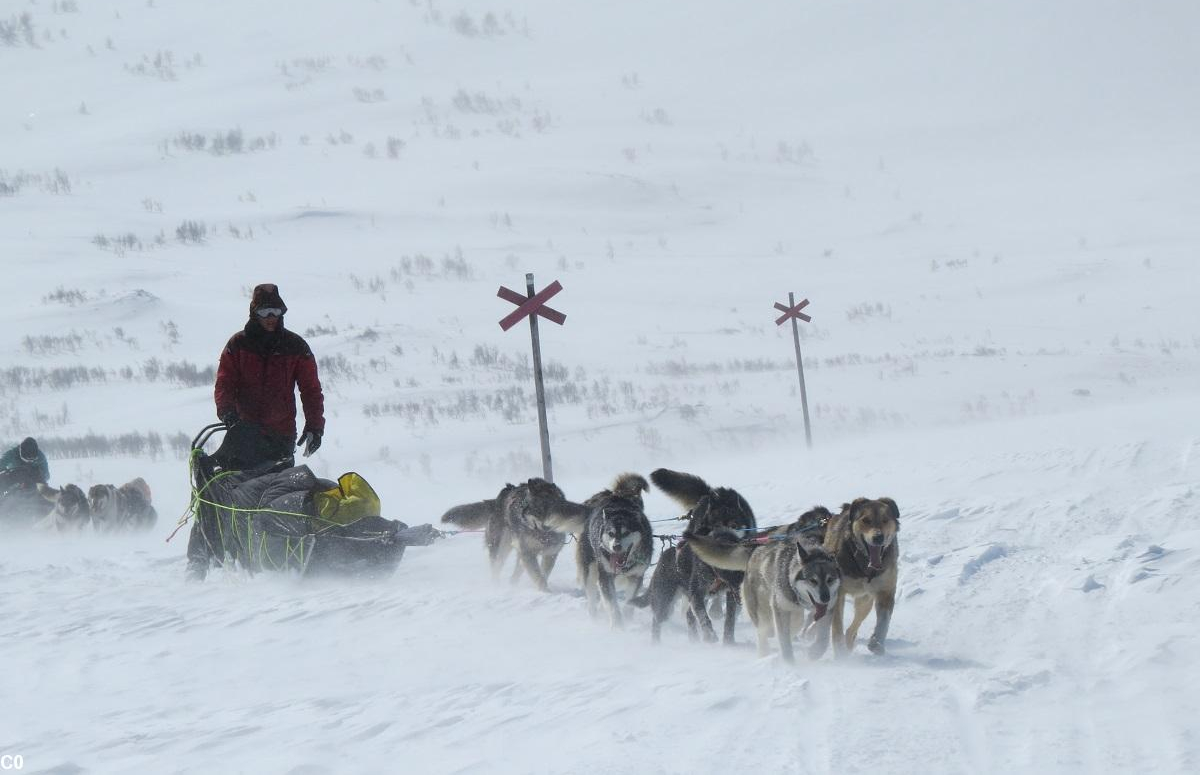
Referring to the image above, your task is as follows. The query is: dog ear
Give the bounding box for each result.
[795,540,810,561]
[880,497,900,528]
[801,505,832,523]
[843,498,867,522]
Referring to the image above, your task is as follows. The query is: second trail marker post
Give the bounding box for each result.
[774,292,813,448]
[498,273,566,482]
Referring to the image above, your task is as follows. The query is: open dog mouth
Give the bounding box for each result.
[866,543,883,570]
[808,593,827,621]
[611,550,627,572]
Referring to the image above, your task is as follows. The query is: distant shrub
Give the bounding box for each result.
[172,128,278,155]
[39,431,191,460]
[175,220,207,243]
[0,365,107,394]
[0,13,36,47]
[22,333,85,356]
[42,286,89,306]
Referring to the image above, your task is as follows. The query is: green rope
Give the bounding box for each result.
[190,490,359,531]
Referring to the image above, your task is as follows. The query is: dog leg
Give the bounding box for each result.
[830,588,849,657]
[745,585,770,656]
[755,619,772,657]
[808,613,832,660]
[721,588,739,646]
[686,582,718,643]
[598,569,623,629]
[845,593,874,652]
[650,587,676,644]
[772,605,795,663]
[518,547,550,592]
[582,563,600,618]
[623,576,645,618]
[540,549,559,584]
[488,529,511,582]
[867,589,895,655]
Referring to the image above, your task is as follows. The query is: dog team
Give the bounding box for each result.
[441,468,900,662]
[0,437,159,535]
[34,479,159,535]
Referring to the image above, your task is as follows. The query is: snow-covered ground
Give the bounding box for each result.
[2,1,1199,772]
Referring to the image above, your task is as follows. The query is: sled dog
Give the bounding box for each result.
[442,479,587,592]
[630,468,756,644]
[35,483,90,532]
[824,497,900,655]
[686,509,841,662]
[88,478,157,533]
[544,473,652,628]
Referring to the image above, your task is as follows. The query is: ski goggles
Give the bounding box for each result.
[255,307,283,318]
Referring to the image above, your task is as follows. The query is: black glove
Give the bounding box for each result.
[220,410,239,427]
[297,428,322,457]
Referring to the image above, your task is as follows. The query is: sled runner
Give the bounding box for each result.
[183,423,438,581]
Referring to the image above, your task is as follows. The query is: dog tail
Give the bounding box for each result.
[684,530,754,572]
[650,468,710,509]
[541,500,590,536]
[610,473,649,500]
[440,499,498,530]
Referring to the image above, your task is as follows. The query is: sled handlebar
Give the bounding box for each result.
[191,423,228,451]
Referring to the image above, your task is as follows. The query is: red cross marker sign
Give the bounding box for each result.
[774,298,811,326]
[498,280,566,331]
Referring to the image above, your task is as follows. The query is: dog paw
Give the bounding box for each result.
[702,629,719,644]
[867,636,886,655]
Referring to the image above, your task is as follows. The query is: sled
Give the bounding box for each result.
[183,423,437,580]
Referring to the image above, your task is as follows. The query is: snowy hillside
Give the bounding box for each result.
[2,0,1200,772]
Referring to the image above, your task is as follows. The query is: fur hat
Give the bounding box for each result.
[249,283,288,316]
[19,437,38,462]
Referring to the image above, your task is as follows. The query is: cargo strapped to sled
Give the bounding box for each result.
[312,472,382,527]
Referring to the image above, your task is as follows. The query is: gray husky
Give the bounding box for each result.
[544,473,652,628]
[87,478,157,533]
[441,478,587,592]
[687,514,841,662]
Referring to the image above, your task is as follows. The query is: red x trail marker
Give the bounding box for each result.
[774,291,813,449]
[498,274,566,482]
[497,280,566,331]
[774,298,811,326]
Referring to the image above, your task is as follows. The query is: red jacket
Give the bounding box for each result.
[214,322,325,440]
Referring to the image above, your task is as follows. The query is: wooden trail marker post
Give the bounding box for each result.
[774,292,813,448]
[498,273,566,481]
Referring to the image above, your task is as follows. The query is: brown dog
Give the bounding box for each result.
[823,497,900,655]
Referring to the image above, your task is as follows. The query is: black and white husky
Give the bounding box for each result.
[545,473,652,628]
[35,483,90,533]
[630,468,757,645]
[687,516,841,662]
